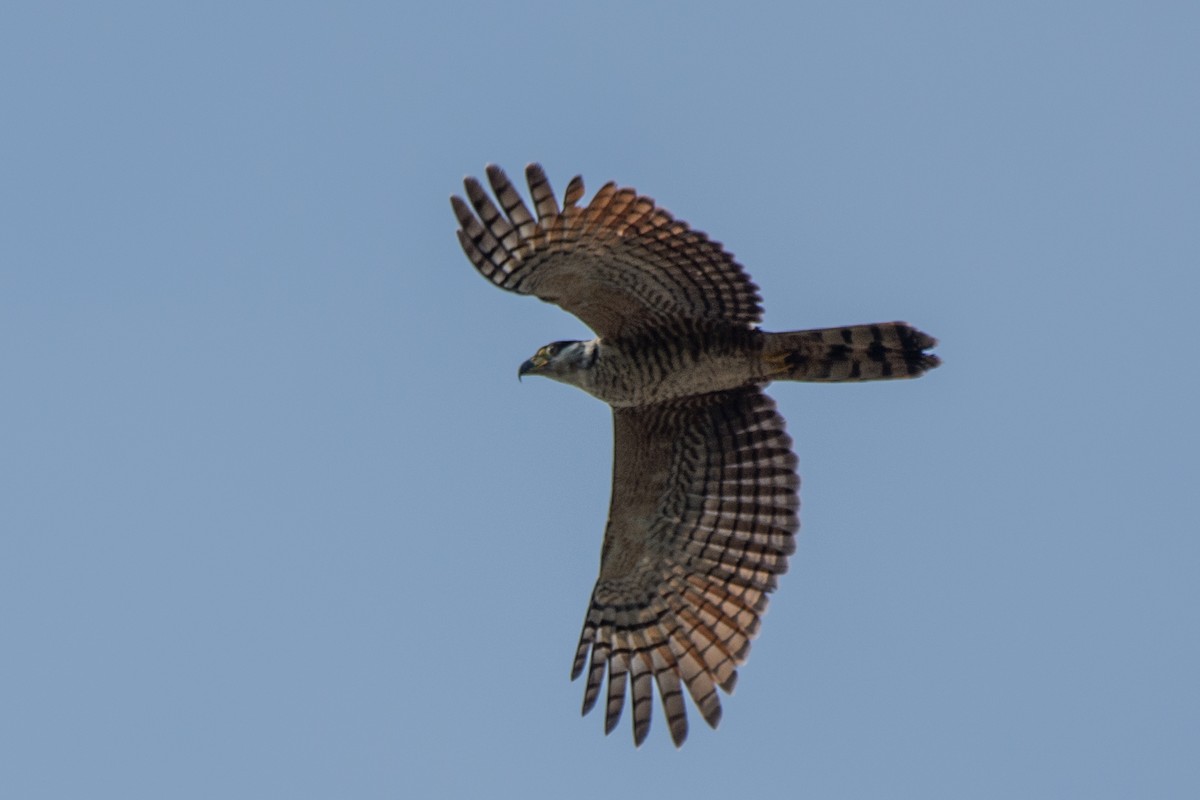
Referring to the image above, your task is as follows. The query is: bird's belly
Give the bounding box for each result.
[589,348,758,407]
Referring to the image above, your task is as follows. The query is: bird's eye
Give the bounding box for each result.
[545,344,559,357]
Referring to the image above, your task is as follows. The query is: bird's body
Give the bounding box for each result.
[525,321,938,407]
[451,164,939,747]
[525,323,760,406]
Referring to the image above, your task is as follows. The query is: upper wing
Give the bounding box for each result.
[571,387,799,746]
[451,164,763,339]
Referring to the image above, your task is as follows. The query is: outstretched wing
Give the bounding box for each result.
[451,164,763,339]
[571,387,799,746]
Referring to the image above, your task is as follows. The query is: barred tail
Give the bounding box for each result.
[764,322,940,382]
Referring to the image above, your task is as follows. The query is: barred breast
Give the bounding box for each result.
[586,325,766,408]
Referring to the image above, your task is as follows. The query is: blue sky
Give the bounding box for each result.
[3,2,1197,797]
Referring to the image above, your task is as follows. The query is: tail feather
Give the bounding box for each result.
[765,322,940,382]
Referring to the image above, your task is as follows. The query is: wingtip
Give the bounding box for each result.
[563,174,586,208]
[633,725,649,748]
[485,163,507,183]
[570,645,588,681]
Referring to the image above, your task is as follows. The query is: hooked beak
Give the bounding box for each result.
[518,356,546,381]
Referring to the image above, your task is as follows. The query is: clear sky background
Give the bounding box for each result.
[3,2,1197,798]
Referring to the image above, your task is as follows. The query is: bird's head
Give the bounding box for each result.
[518,339,598,385]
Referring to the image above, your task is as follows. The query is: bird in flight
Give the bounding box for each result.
[451,164,939,747]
